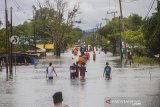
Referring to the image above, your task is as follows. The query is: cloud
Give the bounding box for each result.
[0,0,157,30]
[122,0,157,17]
[72,0,157,30]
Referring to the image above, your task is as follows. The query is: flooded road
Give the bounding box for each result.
[0,50,160,107]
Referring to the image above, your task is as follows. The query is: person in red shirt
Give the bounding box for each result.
[85,51,90,60]
[79,63,87,79]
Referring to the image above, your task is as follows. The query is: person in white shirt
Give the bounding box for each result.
[69,63,76,79]
[46,62,57,79]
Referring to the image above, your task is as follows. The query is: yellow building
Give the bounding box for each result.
[36,44,54,50]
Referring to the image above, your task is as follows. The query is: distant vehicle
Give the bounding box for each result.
[74,44,81,48]
[0,53,39,66]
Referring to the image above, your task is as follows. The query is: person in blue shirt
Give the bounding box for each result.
[103,62,111,79]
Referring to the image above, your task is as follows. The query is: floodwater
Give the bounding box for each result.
[0,50,160,107]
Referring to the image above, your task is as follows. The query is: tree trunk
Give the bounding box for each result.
[112,39,116,56]
[55,42,61,56]
[112,43,116,56]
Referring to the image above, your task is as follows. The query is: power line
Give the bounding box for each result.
[14,1,22,10]
[144,0,156,19]
[17,0,26,7]
[11,0,23,10]
[0,10,5,11]
[114,0,117,12]
[11,0,27,14]
[12,10,21,24]
[145,0,159,32]
[10,0,31,20]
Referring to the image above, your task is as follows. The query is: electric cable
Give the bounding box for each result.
[144,0,156,19]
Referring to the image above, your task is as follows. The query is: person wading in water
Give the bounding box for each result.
[103,62,111,80]
[46,62,57,79]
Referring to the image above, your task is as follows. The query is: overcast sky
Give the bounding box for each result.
[0,0,157,30]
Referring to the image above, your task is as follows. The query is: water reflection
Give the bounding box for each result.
[70,78,79,86]
[46,79,54,85]
[80,78,86,85]
[0,52,160,107]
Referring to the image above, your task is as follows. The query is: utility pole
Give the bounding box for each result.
[32,5,36,53]
[119,0,123,19]
[102,18,109,24]
[9,7,13,76]
[5,0,9,79]
[107,11,118,19]
[95,23,102,47]
[118,0,123,65]
[157,0,160,12]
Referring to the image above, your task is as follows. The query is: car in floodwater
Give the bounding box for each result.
[0,53,39,66]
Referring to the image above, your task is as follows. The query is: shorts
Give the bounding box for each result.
[105,74,110,78]
[49,77,53,79]
[70,72,76,79]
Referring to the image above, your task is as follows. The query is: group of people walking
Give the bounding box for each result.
[46,46,112,107]
[51,62,111,107]
[46,62,111,81]
[46,46,111,80]
[72,46,96,61]
[69,62,86,79]
[70,46,98,79]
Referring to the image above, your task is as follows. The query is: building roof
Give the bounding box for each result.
[36,44,54,50]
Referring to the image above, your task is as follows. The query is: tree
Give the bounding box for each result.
[12,21,33,45]
[98,17,121,55]
[64,28,82,46]
[83,32,97,46]
[0,29,6,53]
[125,14,142,31]
[143,2,160,58]
[98,14,144,55]
[36,0,80,56]
[101,36,111,54]
[123,27,145,55]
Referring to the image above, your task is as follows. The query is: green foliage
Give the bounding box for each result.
[98,26,112,37]
[133,56,157,64]
[98,14,144,55]
[143,6,160,55]
[101,36,111,52]
[0,29,6,53]
[35,0,80,56]
[12,21,33,45]
[83,32,96,46]
[14,45,29,52]
[99,17,120,37]
[101,36,110,45]
[13,21,33,36]
[125,14,143,31]
[0,0,81,54]
[123,27,144,51]
[64,28,82,46]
